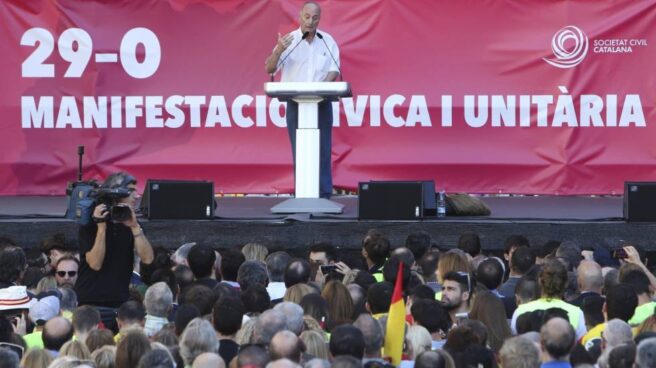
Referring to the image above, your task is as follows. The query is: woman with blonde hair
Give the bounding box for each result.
[35,276,57,295]
[404,325,432,361]
[321,281,354,328]
[468,291,511,351]
[20,348,53,368]
[60,340,92,360]
[436,249,473,283]
[300,330,329,360]
[283,283,316,304]
[241,243,268,262]
[91,345,116,368]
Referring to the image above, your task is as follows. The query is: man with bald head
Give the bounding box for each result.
[192,352,225,368]
[42,316,74,355]
[540,317,575,368]
[270,330,304,363]
[571,260,604,307]
[265,1,341,199]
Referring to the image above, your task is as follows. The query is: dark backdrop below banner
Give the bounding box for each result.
[1,0,655,195]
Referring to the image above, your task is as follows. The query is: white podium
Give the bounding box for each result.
[265,81,351,214]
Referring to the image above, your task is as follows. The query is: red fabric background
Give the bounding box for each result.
[1,0,655,195]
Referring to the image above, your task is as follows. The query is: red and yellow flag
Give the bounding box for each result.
[384,262,405,366]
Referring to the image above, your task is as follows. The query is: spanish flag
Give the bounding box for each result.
[384,261,405,366]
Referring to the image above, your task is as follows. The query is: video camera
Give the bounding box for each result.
[92,187,133,223]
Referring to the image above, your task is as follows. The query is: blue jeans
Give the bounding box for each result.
[286,99,333,198]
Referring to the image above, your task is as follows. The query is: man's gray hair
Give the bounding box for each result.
[266,252,292,282]
[636,337,656,368]
[603,319,633,350]
[237,260,269,290]
[273,302,304,335]
[0,347,19,368]
[253,310,287,345]
[180,317,220,366]
[58,286,78,311]
[145,282,173,317]
[353,314,383,355]
[303,358,330,368]
[499,336,540,368]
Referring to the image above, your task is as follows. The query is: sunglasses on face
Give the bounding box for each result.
[56,270,77,277]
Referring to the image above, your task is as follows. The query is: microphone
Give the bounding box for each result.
[316,32,343,81]
[271,31,310,81]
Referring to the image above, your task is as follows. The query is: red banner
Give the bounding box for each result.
[1,0,655,195]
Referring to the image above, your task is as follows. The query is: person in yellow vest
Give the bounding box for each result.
[580,284,638,362]
[511,260,587,339]
[361,230,390,282]
[620,269,656,326]
[24,295,61,349]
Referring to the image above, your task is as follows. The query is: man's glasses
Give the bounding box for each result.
[456,271,471,293]
[56,271,77,277]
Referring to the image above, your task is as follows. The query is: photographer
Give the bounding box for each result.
[75,172,153,312]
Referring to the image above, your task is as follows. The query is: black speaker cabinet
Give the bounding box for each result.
[624,182,656,222]
[141,180,215,220]
[358,181,435,220]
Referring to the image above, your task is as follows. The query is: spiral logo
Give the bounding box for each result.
[543,26,589,68]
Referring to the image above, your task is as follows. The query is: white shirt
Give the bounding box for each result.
[278,28,340,82]
[266,281,287,301]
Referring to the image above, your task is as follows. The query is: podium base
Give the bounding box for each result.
[271,198,344,214]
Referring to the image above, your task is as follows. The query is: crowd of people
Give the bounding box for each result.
[1,227,656,368]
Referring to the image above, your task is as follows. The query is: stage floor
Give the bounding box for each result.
[0,195,624,221]
[0,195,652,254]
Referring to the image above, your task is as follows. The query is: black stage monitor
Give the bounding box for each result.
[358,181,435,220]
[141,180,215,220]
[624,182,656,222]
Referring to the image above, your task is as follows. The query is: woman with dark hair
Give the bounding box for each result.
[299,293,329,328]
[469,291,512,351]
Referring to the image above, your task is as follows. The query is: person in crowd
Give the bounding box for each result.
[72,305,100,344]
[115,328,151,368]
[41,233,79,274]
[499,336,540,368]
[266,251,292,301]
[20,347,53,368]
[503,235,531,264]
[499,246,535,299]
[43,316,74,356]
[410,299,450,349]
[362,230,391,282]
[115,300,145,341]
[179,318,219,367]
[0,347,20,368]
[469,291,512,351]
[219,249,245,290]
[85,329,115,353]
[138,348,178,368]
[242,284,272,315]
[24,294,61,349]
[353,314,384,365]
[321,281,354,328]
[237,260,269,291]
[270,330,304,363]
[555,241,582,271]
[213,295,243,365]
[170,242,195,267]
[253,309,287,345]
[187,244,219,290]
[274,302,304,335]
[54,256,79,288]
[242,243,269,263]
[308,243,337,268]
[300,330,329,360]
[75,172,154,317]
[436,250,472,287]
[414,350,454,368]
[457,231,481,259]
[620,269,656,326]
[404,325,432,362]
[143,282,173,337]
[596,319,633,367]
[184,285,216,316]
[59,339,91,360]
[0,247,26,289]
[405,231,432,263]
[441,271,474,325]
[418,250,441,292]
[539,317,576,368]
[511,259,586,339]
[635,337,656,368]
[329,325,365,360]
[571,260,604,307]
[476,257,515,316]
[285,260,312,289]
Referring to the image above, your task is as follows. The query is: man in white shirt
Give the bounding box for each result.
[265,1,340,199]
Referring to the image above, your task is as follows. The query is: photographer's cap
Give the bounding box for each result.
[29,295,60,325]
[0,286,35,310]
